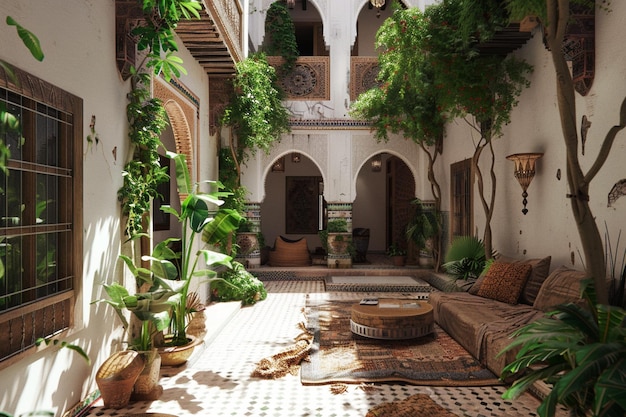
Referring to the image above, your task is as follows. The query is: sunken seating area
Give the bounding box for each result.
[268,236,311,267]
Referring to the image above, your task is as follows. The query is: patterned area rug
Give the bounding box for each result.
[365,394,459,417]
[301,298,502,386]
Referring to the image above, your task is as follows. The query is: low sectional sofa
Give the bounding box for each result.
[426,256,587,377]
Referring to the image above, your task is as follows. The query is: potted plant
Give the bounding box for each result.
[405,198,438,267]
[326,218,351,255]
[150,152,242,364]
[386,243,407,267]
[94,278,178,398]
[500,279,626,417]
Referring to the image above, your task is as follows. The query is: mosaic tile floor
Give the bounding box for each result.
[84,280,565,417]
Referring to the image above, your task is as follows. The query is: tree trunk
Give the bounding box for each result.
[420,143,443,272]
[545,0,609,303]
[472,137,496,260]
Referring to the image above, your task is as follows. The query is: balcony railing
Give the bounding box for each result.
[267,56,330,100]
[268,56,380,102]
[350,57,380,101]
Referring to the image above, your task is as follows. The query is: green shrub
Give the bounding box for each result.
[211,261,267,305]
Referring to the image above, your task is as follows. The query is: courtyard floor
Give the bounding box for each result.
[83,268,566,417]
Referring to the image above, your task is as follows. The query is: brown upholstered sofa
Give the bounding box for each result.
[427,257,587,377]
[267,236,311,267]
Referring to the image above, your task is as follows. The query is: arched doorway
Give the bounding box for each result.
[353,153,415,260]
[261,152,325,253]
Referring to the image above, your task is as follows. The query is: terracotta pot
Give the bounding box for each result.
[157,335,202,366]
[392,255,406,267]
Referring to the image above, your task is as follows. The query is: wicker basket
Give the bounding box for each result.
[96,350,145,409]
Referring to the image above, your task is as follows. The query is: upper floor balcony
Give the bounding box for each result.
[267,56,379,103]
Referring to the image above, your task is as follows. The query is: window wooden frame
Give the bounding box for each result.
[0,64,83,369]
[450,159,473,240]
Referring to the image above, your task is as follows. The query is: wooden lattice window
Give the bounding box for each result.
[0,64,82,369]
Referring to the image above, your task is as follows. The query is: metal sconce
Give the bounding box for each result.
[291,153,301,163]
[371,155,382,172]
[271,157,285,172]
[506,152,543,215]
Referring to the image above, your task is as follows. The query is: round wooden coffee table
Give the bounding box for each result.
[350,298,434,340]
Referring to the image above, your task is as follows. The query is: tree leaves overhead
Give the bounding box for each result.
[350,1,533,143]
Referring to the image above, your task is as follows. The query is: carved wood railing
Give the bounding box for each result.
[350,57,380,101]
[267,56,330,100]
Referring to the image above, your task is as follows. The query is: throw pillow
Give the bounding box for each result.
[476,261,532,304]
[533,266,587,312]
[496,255,552,305]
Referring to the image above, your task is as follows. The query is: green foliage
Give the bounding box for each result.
[156,152,241,346]
[604,225,626,308]
[221,53,290,160]
[117,0,203,237]
[263,1,299,72]
[5,16,44,62]
[405,198,438,250]
[504,0,610,24]
[110,153,243,348]
[350,5,445,145]
[501,280,626,417]
[93,281,179,351]
[1,17,43,174]
[327,218,348,233]
[118,71,170,237]
[424,1,533,136]
[211,261,267,305]
[386,243,407,257]
[35,337,90,365]
[133,0,202,81]
[443,236,489,280]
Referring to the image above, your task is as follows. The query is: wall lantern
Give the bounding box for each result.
[506,152,543,215]
[271,157,285,172]
[370,0,385,8]
[292,152,301,163]
[371,155,382,172]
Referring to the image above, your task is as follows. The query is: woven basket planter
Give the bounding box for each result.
[96,350,144,408]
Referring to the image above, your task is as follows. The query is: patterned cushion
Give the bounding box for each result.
[476,262,532,304]
[497,255,552,305]
[533,266,587,312]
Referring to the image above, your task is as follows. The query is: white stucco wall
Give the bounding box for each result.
[438,2,626,270]
[0,1,215,415]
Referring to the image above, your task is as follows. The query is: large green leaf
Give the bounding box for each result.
[198,249,232,269]
[6,16,44,61]
[594,360,626,416]
[144,256,178,280]
[168,151,192,195]
[202,208,243,245]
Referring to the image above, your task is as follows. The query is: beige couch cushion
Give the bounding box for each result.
[497,255,552,305]
[477,261,532,304]
[429,292,542,375]
[533,265,587,312]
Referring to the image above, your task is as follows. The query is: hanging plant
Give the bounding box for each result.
[221,52,290,183]
[263,1,299,73]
